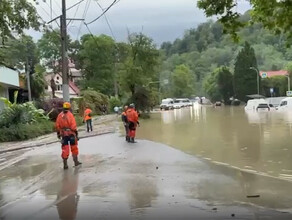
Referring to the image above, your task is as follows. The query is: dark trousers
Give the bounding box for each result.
[86,119,93,132]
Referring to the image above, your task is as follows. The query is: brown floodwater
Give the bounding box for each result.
[137,104,292,181]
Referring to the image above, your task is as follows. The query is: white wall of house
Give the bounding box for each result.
[46,73,79,98]
[0,86,8,110]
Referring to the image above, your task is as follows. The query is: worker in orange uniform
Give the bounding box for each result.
[56,102,82,170]
[121,105,129,142]
[83,106,93,132]
[126,103,139,143]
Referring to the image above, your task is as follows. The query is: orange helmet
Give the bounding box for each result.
[63,102,71,110]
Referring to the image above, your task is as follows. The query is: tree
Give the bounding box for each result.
[79,34,116,95]
[204,66,233,103]
[171,64,194,97]
[234,42,258,101]
[197,0,292,44]
[119,33,160,95]
[37,29,73,73]
[30,64,46,99]
[0,1,40,42]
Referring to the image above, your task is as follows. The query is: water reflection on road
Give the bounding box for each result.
[138,104,292,179]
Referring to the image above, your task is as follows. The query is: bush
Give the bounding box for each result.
[0,120,54,142]
[0,102,49,127]
[78,90,109,115]
[109,96,121,112]
[40,98,64,121]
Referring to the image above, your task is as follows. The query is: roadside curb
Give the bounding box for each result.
[0,130,115,155]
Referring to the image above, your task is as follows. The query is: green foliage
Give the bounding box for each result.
[234,42,258,101]
[109,96,122,112]
[262,76,288,97]
[0,120,54,142]
[119,33,160,95]
[204,66,233,103]
[79,90,109,115]
[0,102,49,128]
[0,1,40,41]
[79,34,116,95]
[30,64,46,99]
[171,64,194,97]
[197,0,292,44]
[127,87,150,112]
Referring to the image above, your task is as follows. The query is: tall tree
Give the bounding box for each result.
[171,64,194,97]
[79,34,116,95]
[119,33,160,95]
[0,1,40,42]
[197,0,292,44]
[234,42,258,101]
[204,66,233,103]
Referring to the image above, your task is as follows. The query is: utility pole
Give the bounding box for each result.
[250,67,260,95]
[61,0,70,102]
[26,57,32,102]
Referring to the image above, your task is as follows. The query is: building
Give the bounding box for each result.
[0,66,19,110]
[260,70,288,78]
[45,73,80,99]
[68,59,82,83]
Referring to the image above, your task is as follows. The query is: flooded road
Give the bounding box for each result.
[1,133,292,219]
[137,104,292,180]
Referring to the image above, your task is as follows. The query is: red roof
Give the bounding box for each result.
[69,81,80,95]
[260,70,288,78]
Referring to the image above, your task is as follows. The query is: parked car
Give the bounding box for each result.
[160,98,174,110]
[277,97,292,111]
[245,99,270,112]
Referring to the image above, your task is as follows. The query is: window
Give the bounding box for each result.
[280,101,287,106]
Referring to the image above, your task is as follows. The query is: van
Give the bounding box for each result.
[277,97,292,111]
[160,98,174,110]
[173,98,192,108]
[244,99,270,112]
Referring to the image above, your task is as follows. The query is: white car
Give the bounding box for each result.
[277,97,292,111]
[160,98,174,110]
[245,99,270,112]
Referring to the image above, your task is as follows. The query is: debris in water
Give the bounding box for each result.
[156,166,159,170]
[246,195,260,198]
[212,208,217,211]
[172,195,174,197]
[231,214,235,217]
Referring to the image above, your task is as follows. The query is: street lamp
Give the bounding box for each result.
[250,67,260,95]
[285,74,291,91]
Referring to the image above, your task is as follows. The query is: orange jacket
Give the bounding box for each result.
[56,111,77,136]
[126,108,138,123]
[84,108,92,121]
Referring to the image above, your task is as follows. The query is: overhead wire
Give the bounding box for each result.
[94,0,116,40]
[76,0,91,40]
[85,0,119,25]
[67,0,87,11]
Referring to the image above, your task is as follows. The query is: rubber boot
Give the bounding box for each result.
[130,137,137,143]
[63,158,68,170]
[126,136,130,142]
[73,155,82,167]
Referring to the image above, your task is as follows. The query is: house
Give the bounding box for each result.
[0,66,19,110]
[260,70,288,78]
[68,59,82,83]
[45,73,80,99]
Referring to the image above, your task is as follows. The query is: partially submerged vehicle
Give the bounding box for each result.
[245,99,270,112]
[160,98,174,110]
[277,97,292,111]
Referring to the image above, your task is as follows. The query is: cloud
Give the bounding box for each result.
[31,0,250,44]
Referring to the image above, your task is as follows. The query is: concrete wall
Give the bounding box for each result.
[0,66,19,87]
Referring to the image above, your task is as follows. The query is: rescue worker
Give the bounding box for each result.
[83,106,93,132]
[126,103,139,143]
[121,105,129,142]
[56,102,82,170]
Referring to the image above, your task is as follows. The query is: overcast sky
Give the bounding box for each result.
[30,0,251,45]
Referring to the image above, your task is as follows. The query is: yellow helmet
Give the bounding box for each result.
[63,102,71,109]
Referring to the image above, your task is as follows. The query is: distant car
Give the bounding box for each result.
[160,98,174,110]
[277,97,292,111]
[173,99,183,109]
[173,98,192,108]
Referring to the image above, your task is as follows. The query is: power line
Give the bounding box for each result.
[67,0,87,11]
[76,0,91,40]
[94,0,116,40]
[85,0,118,25]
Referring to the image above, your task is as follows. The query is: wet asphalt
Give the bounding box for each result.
[0,133,292,220]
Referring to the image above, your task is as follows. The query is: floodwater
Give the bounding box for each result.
[137,104,292,180]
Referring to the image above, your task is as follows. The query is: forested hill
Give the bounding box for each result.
[159,11,292,97]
